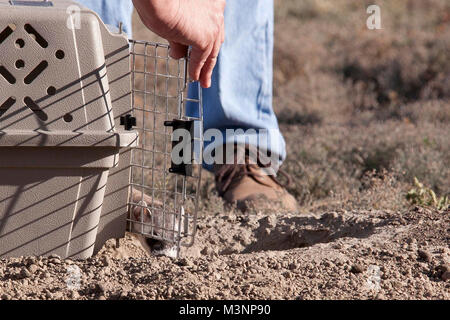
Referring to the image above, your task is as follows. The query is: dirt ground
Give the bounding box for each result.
[1,0,449,300]
[0,207,448,300]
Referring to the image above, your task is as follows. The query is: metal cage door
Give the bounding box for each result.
[126,40,203,255]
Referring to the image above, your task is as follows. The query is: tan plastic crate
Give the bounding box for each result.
[0,0,137,259]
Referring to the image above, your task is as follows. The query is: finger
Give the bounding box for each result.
[199,49,219,88]
[189,44,213,82]
[169,41,188,59]
[200,29,223,88]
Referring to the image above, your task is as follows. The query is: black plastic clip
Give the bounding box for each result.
[164,119,196,176]
[120,114,136,131]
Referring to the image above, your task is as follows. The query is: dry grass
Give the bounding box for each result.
[132,0,450,215]
[271,0,450,213]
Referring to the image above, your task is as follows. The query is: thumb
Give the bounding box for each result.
[169,41,188,59]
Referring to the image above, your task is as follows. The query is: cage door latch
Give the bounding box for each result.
[120,114,136,131]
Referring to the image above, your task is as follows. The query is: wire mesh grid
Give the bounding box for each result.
[127,40,203,252]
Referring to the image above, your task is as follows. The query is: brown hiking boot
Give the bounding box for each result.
[213,145,298,212]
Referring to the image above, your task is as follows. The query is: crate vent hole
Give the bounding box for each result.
[24,24,48,48]
[47,86,56,96]
[15,39,25,48]
[0,24,15,45]
[24,60,48,84]
[15,60,25,69]
[0,66,16,84]
[0,97,16,117]
[55,50,65,60]
[24,96,48,121]
[63,113,73,123]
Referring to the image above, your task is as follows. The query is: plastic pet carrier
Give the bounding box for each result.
[0,0,203,259]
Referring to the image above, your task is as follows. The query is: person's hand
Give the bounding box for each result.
[133,0,226,88]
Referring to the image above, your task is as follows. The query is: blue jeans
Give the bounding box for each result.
[76,0,286,171]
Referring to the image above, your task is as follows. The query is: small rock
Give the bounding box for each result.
[221,244,241,255]
[20,268,32,279]
[24,257,37,266]
[120,290,129,298]
[49,258,61,265]
[442,271,450,281]
[69,291,80,299]
[417,250,432,262]
[178,258,192,267]
[101,256,111,267]
[96,283,107,293]
[196,223,205,230]
[28,264,39,274]
[323,212,338,220]
[52,292,63,300]
[375,293,385,300]
[201,246,214,256]
[391,280,402,289]
[436,264,449,273]
[262,215,277,228]
[289,263,298,270]
[350,264,364,274]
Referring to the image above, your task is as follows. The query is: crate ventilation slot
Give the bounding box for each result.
[24,24,48,48]
[0,24,15,45]
[0,97,16,117]
[0,66,16,84]
[24,60,48,84]
[24,96,48,121]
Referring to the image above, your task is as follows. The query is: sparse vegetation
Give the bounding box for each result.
[268,0,450,214]
[406,177,449,210]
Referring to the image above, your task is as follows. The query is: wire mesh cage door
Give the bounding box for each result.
[127,40,203,255]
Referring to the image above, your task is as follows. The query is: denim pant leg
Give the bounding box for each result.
[75,0,134,35]
[187,0,286,171]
